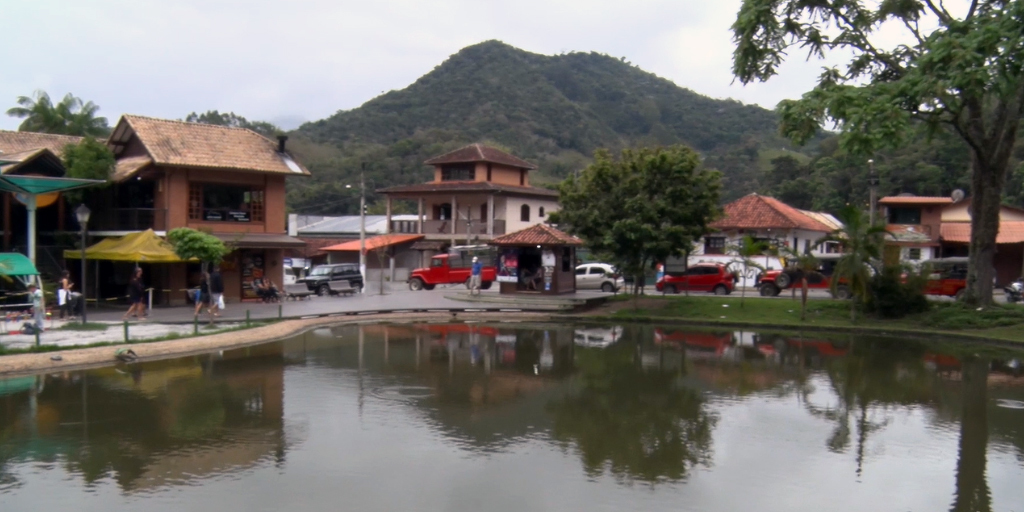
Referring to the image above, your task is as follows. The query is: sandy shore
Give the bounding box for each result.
[0,312,552,378]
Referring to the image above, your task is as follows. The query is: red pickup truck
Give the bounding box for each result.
[408,253,497,291]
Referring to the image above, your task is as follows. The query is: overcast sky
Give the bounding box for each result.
[0,0,932,132]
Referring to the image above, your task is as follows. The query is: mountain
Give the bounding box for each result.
[288,40,800,214]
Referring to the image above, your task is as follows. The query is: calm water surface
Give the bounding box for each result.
[2,323,1023,511]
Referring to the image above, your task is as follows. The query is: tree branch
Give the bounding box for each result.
[901,18,926,47]
[965,0,979,20]
[924,0,953,22]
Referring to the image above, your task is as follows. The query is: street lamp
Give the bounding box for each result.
[867,159,879,226]
[75,204,91,324]
[346,164,368,293]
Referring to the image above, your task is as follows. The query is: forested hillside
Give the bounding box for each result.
[286,40,800,214]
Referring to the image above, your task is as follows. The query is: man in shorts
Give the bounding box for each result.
[469,257,482,295]
[209,266,225,318]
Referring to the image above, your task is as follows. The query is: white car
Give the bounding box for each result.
[575,263,625,292]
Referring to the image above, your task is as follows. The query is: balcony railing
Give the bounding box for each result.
[410,219,506,236]
[92,208,168,232]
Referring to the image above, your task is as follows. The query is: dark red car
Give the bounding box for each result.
[757,255,848,298]
[921,257,968,299]
[655,263,736,295]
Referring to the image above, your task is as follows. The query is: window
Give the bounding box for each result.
[576,266,588,276]
[589,267,604,275]
[888,207,922,225]
[562,247,572,272]
[519,170,525,186]
[441,165,474,181]
[803,240,811,254]
[188,183,265,222]
[704,237,726,255]
[908,248,922,260]
[539,206,545,217]
[480,204,488,222]
[435,203,452,220]
[486,164,492,182]
[520,204,531,222]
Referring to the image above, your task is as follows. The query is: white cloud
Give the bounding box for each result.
[0,0,945,131]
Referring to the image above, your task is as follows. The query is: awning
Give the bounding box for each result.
[64,229,185,262]
[941,222,1024,244]
[0,252,39,276]
[213,233,306,249]
[323,234,423,253]
[0,175,105,195]
[410,240,448,251]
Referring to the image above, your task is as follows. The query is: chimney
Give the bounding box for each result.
[277,135,288,152]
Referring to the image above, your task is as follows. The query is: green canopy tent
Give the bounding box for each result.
[0,252,42,314]
[0,175,105,264]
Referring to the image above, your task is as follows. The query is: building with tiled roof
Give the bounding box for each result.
[695,194,841,260]
[489,223,582,295]
[379,143,560,247]
[491,223,582,246]
[0,130,83,157]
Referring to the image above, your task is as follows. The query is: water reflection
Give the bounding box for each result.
[0,323,1022,511]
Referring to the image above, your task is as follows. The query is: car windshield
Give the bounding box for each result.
[310,267,333,276]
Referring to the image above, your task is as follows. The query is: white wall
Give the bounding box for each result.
[693,228,835,257]
[501,196,560,233]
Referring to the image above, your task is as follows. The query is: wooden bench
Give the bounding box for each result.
[328,280,358,296]
[284,283,314,301]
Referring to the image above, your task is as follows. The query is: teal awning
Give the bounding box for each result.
[0,175,104,195]
[0,252,39,276]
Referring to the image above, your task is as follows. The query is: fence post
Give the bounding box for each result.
[194,315,199,335]
[246,309,251,326]
[123,321,129,343]
[278,304,282,320]
[35,330,41,348]
[148,288,153,312]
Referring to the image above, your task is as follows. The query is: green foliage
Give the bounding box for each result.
[818,206,888,320]
[922,302,1024,330]
[778,245,820,320]
[731,235,772,306]
[167,228,230,266]
[556,146,722,294]
[865,265,930,319]
[185,110,281,138]
[289,41,797,213]
[6,90,110,136]
[61,137,114,204]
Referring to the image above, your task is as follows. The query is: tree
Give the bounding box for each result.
[732,0,1024,306]
[185,110,281,138]
[731,235,772,308]
[6,90,109,136]
[61,137,114,204]
[818,206,888,321]
[778,246,819,321]
[167,228,231,269]
[556,146,721,303]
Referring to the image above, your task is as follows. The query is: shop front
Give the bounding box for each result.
[490,224,581,295]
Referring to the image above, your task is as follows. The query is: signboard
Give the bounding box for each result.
[542,250,555,267]
[543,265,554,291]
[283,257,293,268]
[497,248,519,283]
[228,210,251,222]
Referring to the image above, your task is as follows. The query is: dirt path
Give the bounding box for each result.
[0,312,551,378]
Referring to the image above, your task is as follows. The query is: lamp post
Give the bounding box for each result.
[75,204,91,324]
[347,164,368,294]
[868,159,879,226]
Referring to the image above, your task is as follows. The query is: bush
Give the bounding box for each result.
[922,302,1024,330]
[865,265,929,319]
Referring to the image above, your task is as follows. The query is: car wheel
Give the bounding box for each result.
[834,285,852,300]
[481,281,492,290]
[713,285,728,296]
[760,283,779,297]
[317,284,329,296]
[601,282,614,293]
[409,278,424,291]
[775,273,792,289]
[955,288,966,301]
[664,284,678,294]
[423,284,436,291]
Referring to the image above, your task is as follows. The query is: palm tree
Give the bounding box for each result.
[730,235,771,308]
[6,90,109,136]
[818,205,888,322]
[778,246,819,321]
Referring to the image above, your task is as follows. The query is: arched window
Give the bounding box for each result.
[520,204,531,222]
[539,206,545,218]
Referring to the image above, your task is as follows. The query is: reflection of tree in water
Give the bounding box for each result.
[950,358,991,512]
[548,343,715,484]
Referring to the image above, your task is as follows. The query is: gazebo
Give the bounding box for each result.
[0,173,104,264]
[489,224,582,295]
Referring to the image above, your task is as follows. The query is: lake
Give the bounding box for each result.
[1,322,1023,511]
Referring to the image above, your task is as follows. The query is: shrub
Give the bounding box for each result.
[865,265,929,319]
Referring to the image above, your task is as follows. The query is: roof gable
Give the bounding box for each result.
[0,130,83,157]
[424,144,537,170]
[107,115,310,178]
[710,194,834,232]
[491,223,582,246]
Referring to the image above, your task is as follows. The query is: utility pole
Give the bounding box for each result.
[868,159,879,226]
[359,163,367,294]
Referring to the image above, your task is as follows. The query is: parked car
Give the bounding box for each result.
[655,263,736,295]
[758,255,845,298]
[298,264,363,296]
[575,263,624,292]
[921,257,968,299]
[409,251,497,291]
[573,326,622,348]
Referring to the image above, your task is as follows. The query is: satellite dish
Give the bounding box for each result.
[951,189,966,203]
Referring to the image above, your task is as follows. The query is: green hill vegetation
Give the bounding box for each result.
[287,40,801,214]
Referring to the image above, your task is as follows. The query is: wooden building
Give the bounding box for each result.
[489,224,582,295]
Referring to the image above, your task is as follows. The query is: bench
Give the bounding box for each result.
[284,283,314,301]
[328,280,358,296]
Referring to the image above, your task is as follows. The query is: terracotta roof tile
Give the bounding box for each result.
[0,130,83,156]
[379,180,558,198]
[112,155,153,182]
[424,144,537,170]
[879,196,954,205]
[491,224,582,246]
[941,222,1024,244]
[108,115,310,178]
[322,234,424,253]
[710,194,834,232]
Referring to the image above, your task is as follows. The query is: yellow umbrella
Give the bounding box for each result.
[64,229,185,263]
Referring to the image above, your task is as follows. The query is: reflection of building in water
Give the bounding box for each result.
[0,342,289,492]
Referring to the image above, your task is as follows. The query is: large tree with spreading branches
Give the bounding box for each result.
[732,0,1024,306]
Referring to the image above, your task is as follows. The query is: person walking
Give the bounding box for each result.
[123,267,146,321]
[470,256,482,295]
[58,270,73,320]
[28,282,45,332]
[194,271,211,320]
[209,266,224,318]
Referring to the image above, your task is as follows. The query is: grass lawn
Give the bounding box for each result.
[599,295,1024,343]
